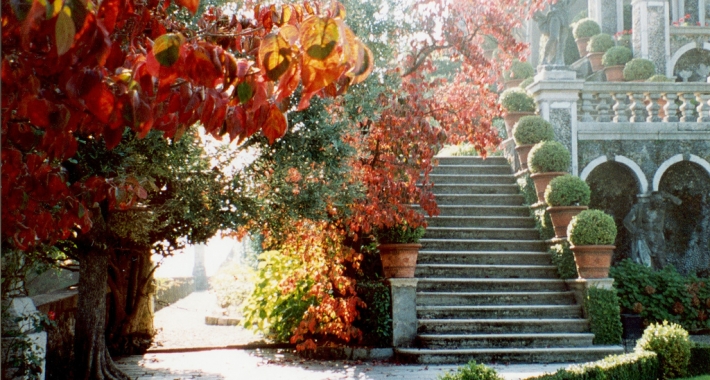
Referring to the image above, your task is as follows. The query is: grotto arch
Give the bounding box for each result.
[580,155,649,195]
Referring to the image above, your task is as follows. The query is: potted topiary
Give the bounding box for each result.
[567,209,617,278]
[528,141,571,204]
[503,60,535,89]
[376,223,425,278]
[573,19,601,57]
[602,46,632,81]
[512,115,554,171]
[499,88,536,137]
[519,77,534,89]
[623,58,656,81]
[587,33,614,72]
[544,174,591,238]
[647,74,674,118]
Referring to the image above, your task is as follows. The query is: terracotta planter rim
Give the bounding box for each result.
[503,111,535,116]
[570,244,616,250]
[530,171,568,178]
[378,243,422,249]
[546,205,589,211]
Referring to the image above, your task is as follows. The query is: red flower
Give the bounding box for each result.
[48,311,56,321]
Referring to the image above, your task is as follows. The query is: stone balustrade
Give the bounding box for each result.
[578,83,710,124]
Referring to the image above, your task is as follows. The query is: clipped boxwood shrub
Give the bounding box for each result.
[602,46,633,67]
[588,33,615,53]
[376,224,425,244]
[624,58,656,81]
[505,60,535,81]
[585,287,623,345]
[549,241,578,279]
[636,321,692,379]
[567,209,617,246]
[571,9,588,24]
[573,18,601,39]
[526,350,659,380]
[519,77,534,89]
[528,141,571,173]
[689,344,710,376]
[439,360,503,380]
[512,115,554,145]
[544,174,591,207]
[499,88,536,112]
[354,281,392,347]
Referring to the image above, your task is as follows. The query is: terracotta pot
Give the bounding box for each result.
[546,206,589,238]
[379,243,421,278]
[587,52,604,72]
[575,37,590,58]
[530,172,566,204]
[604,65,624,82]
[504,78,524,89]
[514,144,534,171]
[503,111,534,139]
[570,244,615,278]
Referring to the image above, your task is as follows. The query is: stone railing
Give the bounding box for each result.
[577,83,710,123]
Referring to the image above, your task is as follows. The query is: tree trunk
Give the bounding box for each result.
[74,248,130,380]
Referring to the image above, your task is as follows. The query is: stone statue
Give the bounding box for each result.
[533,0,572,67]
[623,192,682,269]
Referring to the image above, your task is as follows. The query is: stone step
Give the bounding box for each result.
[424,227,540,240]
[425,216,535,228]
[430,164,513,175]
[425,205,530,217]
[433,156,510,166]
[420,239,547,252]
[395,346,625,364]
[416,291,577,306]
[417,278,568,292]
[414,264,558,279]
[431,194,525,206]
[416,305,583,319]
[427,184,520,195]
[417,318,590,335]
[417,333,595,349]
[429,174,516,185]
[417,251,552,265]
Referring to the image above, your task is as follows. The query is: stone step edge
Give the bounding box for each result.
[417,291,575,297]
[417,333,595,339]
[425,227,538,232]
[417,278,565,283]
[417,305,582,311]
[419,250,549,255]
[419,205,529,209]
[395,346,624,355]
[420,239,546,243]
[419,318,589,324]
[416,264,557,270]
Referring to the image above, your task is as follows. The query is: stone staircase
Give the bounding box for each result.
[396,156,623,364]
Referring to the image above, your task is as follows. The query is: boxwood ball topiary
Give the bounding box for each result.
[499,88,536,112]
[513,116,554,145]
[567,209,617,246]
[623,58,656,81]
[588,33,615,53]
[647,74,673,82]
[573,18,601,39]
[505,60,535,81]
[602,46,632,67]
[528,141,571,173]
[519,77,534,89]
[544,174,591,207]
[636,321,692,380]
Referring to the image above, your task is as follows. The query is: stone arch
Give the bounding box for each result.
[652,154,684,191]
[668,42,710,80]
[580,155,648,194]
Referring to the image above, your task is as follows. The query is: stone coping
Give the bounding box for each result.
[581,82,710,93]
[578,122,710,140]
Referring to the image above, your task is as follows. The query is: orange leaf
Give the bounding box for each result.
[258,32,292,81]
[152,33,184,67]
[260,104,287,144]
[175,0,199,14]
[300,16,340,61]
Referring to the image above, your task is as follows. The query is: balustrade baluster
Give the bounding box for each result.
[629,92,646,122]
[695,93,710,122]
[645,92,662,122]
[679,93,695,122]
[612,92,629,122]
[664,93,679,122]
[580,92,595,122]
[597,93,612,122]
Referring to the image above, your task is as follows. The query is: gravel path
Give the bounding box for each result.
[151,291,265,350]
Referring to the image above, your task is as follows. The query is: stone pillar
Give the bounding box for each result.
[566,278,615,318]
[192,243,208,291]
[529,69,585,176]
[632,0,670,75]
[388,278,418,348]
[588,0,623,34]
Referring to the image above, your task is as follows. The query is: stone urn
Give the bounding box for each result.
[515,144,534,171]
[503,112,534,138]
[587,52,604,72]
[504,78,524,89]
[547,206,588,238]
[604,65,624,82]
[530,172,566,204]
[575,37,590,58]
[570,244,615,278]
[379,243,421,278]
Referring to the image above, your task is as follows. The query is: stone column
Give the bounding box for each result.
[588,0,623,35]
[529,69,585,175]
[632,0,670,75]
[388,278,418,348]
[192,243,208,291]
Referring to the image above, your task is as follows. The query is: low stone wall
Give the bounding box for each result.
[154,277,195,312]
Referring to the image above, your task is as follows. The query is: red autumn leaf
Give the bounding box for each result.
[260,104,288,144]
[174,0,199,14]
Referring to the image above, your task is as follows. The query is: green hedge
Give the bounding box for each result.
[689,344,710,376]
[354,281,392,347]
[525,351,659,380]
[585,287,623,345]
[439,360,503,380]
[549,241,578,279]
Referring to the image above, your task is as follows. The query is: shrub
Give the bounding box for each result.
[544,174,591,207]
[602,46,633,67]
[585,287,623,345]
[513,116,554,145]
[439,360,503,380]
[499,88,536,112]
[525,350,659,380]
[573,18,601,39]
[209,262,255,311]
[505,60,535,81]
[376,224,425,244]
[588,33,615,53]
[567,209,617,246]
[519,77,534,89]
[571,9,588,24]
[549,241,578,279]
[616,33,632,49]
[647,74,674,82]
[689,344,710,376]
[609,259,710,332]
[636,321,693,379]
[623,58,656,81]
[354,281,392,347]
[528,141,571,173]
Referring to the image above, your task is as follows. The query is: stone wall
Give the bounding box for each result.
[154,277,195,312]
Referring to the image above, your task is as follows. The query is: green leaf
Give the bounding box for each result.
[153,33,183,67]
[236,81,253,104]
[55,8,75,56]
